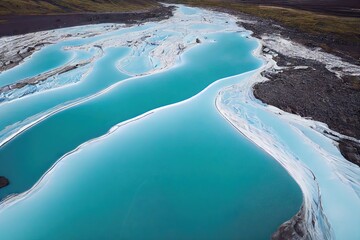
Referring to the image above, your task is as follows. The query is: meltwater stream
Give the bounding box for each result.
[0,4,358,240]
[0,31,264,199]
[0,5,303,239]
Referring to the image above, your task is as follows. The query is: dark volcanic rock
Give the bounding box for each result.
[0,176,9,189]
[253,54,360,140]
[339,140,360,166]
[272,207,307,240]
[253,52,360,167]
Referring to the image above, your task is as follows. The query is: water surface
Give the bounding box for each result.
[0,5,303,239]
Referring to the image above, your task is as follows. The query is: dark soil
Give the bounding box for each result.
[0,6,174,37]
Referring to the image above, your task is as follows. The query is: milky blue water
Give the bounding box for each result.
[0,33,264,199]
[0,6,303,240]
[0,45,73,87]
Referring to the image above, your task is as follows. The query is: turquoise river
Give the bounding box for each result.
[0,4,359,240]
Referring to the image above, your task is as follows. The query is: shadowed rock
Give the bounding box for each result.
[0,177,9,189]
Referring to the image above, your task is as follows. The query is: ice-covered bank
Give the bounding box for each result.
[216,40,360,239]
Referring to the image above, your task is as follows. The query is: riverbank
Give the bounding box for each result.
[0,6,174,73]
[240,15,360,167]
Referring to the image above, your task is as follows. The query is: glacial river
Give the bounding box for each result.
[0,5,359,240]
